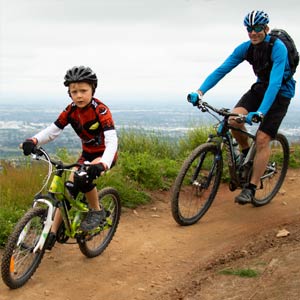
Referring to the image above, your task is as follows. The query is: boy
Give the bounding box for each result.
[22,66,118,249]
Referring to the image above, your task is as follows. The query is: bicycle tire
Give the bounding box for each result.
[78,187,121,258]
[171,143,223,226]
[1,207,47,289]
[252,133,289,207]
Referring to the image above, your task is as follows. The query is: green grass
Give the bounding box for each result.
[218,268,259,278]
[289,144,300,168]
[1,128,300,247]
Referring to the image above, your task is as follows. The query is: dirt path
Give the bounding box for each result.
[1,169,300,300]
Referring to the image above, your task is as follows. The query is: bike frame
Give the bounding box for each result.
[197,104,257,191]
[48,173,89,237]
[30,159,89,252]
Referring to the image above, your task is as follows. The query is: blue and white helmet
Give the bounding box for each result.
[244,10,269,27]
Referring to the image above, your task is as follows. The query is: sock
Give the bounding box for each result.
[248,183,257,195]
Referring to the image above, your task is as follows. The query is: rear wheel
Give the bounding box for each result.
[171,143,223,226]
[78,187,121,258]
[252,133,289,207]
[1,207,47,289]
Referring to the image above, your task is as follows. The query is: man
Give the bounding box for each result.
[189,10,296,204]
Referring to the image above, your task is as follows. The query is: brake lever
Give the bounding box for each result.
[235,115,246,124]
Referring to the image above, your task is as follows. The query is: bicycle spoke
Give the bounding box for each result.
[1,207,47,289]
[78,188,121,258]
[172,143,222,226]
[253,133,289,206]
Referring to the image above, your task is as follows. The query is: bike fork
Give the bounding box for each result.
[31,199,54,253]
[192,151,219,189]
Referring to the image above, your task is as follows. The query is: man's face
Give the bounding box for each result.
[69,82,93,108]
[247,25,268,45]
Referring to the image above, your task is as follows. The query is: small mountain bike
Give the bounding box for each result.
[1,147,121,289]
[171,100,289,226]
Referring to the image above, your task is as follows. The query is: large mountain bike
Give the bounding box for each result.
[1,147,121,289]
[171,100,289,226]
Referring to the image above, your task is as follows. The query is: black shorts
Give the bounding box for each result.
[77,151,117,167]
[77,151,104,164]
[235,83,291,138]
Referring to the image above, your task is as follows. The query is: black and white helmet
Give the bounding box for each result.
[64,66,98,88]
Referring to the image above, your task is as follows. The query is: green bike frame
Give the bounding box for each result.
[48,174,89,238]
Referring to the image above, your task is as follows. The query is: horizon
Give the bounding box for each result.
[1,96,300,111]
[1,98,300,160]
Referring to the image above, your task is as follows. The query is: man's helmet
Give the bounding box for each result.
[243,10,269,27]
[64,66,98,88]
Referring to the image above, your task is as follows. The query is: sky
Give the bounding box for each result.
[0,0,299,108]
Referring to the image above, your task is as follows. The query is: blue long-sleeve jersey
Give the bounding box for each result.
[199,35,296,115]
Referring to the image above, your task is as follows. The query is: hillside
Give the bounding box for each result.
[1,169,300,299]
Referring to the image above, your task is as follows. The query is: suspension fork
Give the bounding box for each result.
[30,198,55,253]
[191,144,221,189]
[29,193,71,252]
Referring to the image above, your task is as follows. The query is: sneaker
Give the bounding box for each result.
[44,232,57,250]
[80,209,106,231]
[235,188,254,205]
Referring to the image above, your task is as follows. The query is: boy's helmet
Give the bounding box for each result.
[64,66,98,88]
[243,10,269,27]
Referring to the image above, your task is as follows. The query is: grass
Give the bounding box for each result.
[1,127,300,247]
[218,268,259,278]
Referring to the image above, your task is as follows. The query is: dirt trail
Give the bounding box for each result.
[1,169,300,300]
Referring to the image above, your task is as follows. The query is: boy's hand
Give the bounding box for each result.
[22,139,37,156]
[87,163,106,180]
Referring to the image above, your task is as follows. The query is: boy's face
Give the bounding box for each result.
[69,82,93,108]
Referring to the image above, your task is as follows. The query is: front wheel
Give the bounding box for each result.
[252,133,289,207]
[171,143,223,226]
[78,187,121,258]
[1,207,47,289]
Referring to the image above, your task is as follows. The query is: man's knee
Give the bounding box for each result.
[256,130,271,148]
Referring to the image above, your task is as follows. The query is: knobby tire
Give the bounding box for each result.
[1,207,47,289]
[252,133,289,206]
[171,143,223,226]
[78,187,121,258]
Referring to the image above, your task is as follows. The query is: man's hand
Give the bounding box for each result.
[87,163,106,180]
[187,91,203,106]
[245,111,264,125]
[21,139,37,156]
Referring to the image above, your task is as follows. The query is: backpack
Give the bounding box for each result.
[269,29,299,78]
[245,28,299,82]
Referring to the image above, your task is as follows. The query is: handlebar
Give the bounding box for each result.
[33,147,83,170]
[187,94,262,124]
[19,143,82,170]
[190,99,247,122]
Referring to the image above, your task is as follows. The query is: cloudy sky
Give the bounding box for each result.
[0,0,299,107]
